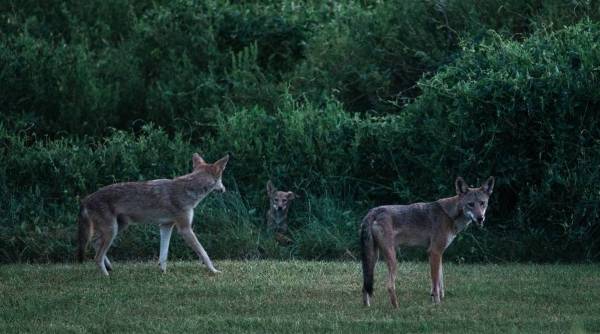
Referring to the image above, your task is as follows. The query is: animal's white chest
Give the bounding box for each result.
[445,233,456,249]
[185,209,194,224]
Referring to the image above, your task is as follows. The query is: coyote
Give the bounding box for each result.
[360,176,494,307]
[266,180,296,244]
[77,153,229,276]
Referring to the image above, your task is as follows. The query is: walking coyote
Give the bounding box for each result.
[77,153,229,276]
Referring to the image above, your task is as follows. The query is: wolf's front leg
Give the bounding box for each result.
[429,251,442,304]
[178,226,220,274]
[159,223,174,273]
[440,265,445,299]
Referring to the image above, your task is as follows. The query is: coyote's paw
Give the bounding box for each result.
[209,268,222,275]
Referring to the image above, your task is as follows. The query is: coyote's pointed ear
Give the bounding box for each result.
[212,154,229,176]
[481,176,495,195]
[267,180,276,196]
[287,192,298,200]
[455,177,468,195]
[192,153,206,170]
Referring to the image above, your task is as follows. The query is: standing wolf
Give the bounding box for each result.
[360,176,494,307]
[266,180,297,244]
[77,153,229,276]
[266,180,297,234]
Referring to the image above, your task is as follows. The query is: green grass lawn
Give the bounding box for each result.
[1,260,598,333]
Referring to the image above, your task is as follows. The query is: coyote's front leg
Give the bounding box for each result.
[176,211,220,274]
[440,265,445,299]
[429,251,442,304]
[159,223,174,273]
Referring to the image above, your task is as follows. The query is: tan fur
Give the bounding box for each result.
[360,176,494,307]
[77,153,229,276]
[266,180,296,244]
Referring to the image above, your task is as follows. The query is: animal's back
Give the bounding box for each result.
[364,203,438,248]
[82,180,178,223]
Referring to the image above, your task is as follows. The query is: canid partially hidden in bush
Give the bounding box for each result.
[77,153,229,276]
[360,176,495,307]
[266,180,296,244]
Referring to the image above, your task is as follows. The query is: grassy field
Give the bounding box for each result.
[1,260,598,333]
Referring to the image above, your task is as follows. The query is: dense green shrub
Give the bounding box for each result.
[0,122,365,262]
[0,125,195,261]
[2,1,600,263]
[393,20,600,261]
[3,0,598,136]
[205,98,360,198]
[291,0,600,113]
[0,0,313,136]
[207,20,600,262]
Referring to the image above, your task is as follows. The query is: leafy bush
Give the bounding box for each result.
[3,0,598,136]
[0,125,195,261]
[0,0,313,136]
[291,0,600,113]
[393,20,600,261]
[2,1,600,263]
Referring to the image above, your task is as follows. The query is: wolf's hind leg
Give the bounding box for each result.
[93,218,118,276]
[381,245,399,308]
[93,237,113,271]
[104,257,113,271]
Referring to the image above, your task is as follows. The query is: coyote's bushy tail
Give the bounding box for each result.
[77,205,93,262]
[361,215,376,297]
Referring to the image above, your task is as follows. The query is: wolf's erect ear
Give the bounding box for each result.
[455,177,469,195]
[267,180,276,196]
[481,176,495,195]
[287,192,298,200]
[212,154,229,176]
[192,153,206,170]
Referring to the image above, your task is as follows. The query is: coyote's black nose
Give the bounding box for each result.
[476,217,484,224]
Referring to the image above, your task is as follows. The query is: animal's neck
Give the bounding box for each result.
[174,179,213,209]
[452,215,471,233]
[436,196,471,233]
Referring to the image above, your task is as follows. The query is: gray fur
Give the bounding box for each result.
[77,154,229,276]
[360,176,494,307]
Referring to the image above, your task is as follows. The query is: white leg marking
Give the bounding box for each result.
[104,257,112,271]
[159,223,174,273]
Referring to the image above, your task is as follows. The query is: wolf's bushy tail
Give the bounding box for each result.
[361,216,376,297]
[77,205,93,262]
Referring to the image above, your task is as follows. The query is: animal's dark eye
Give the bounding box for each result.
[480,201,485,206]
[468,202,475,207]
